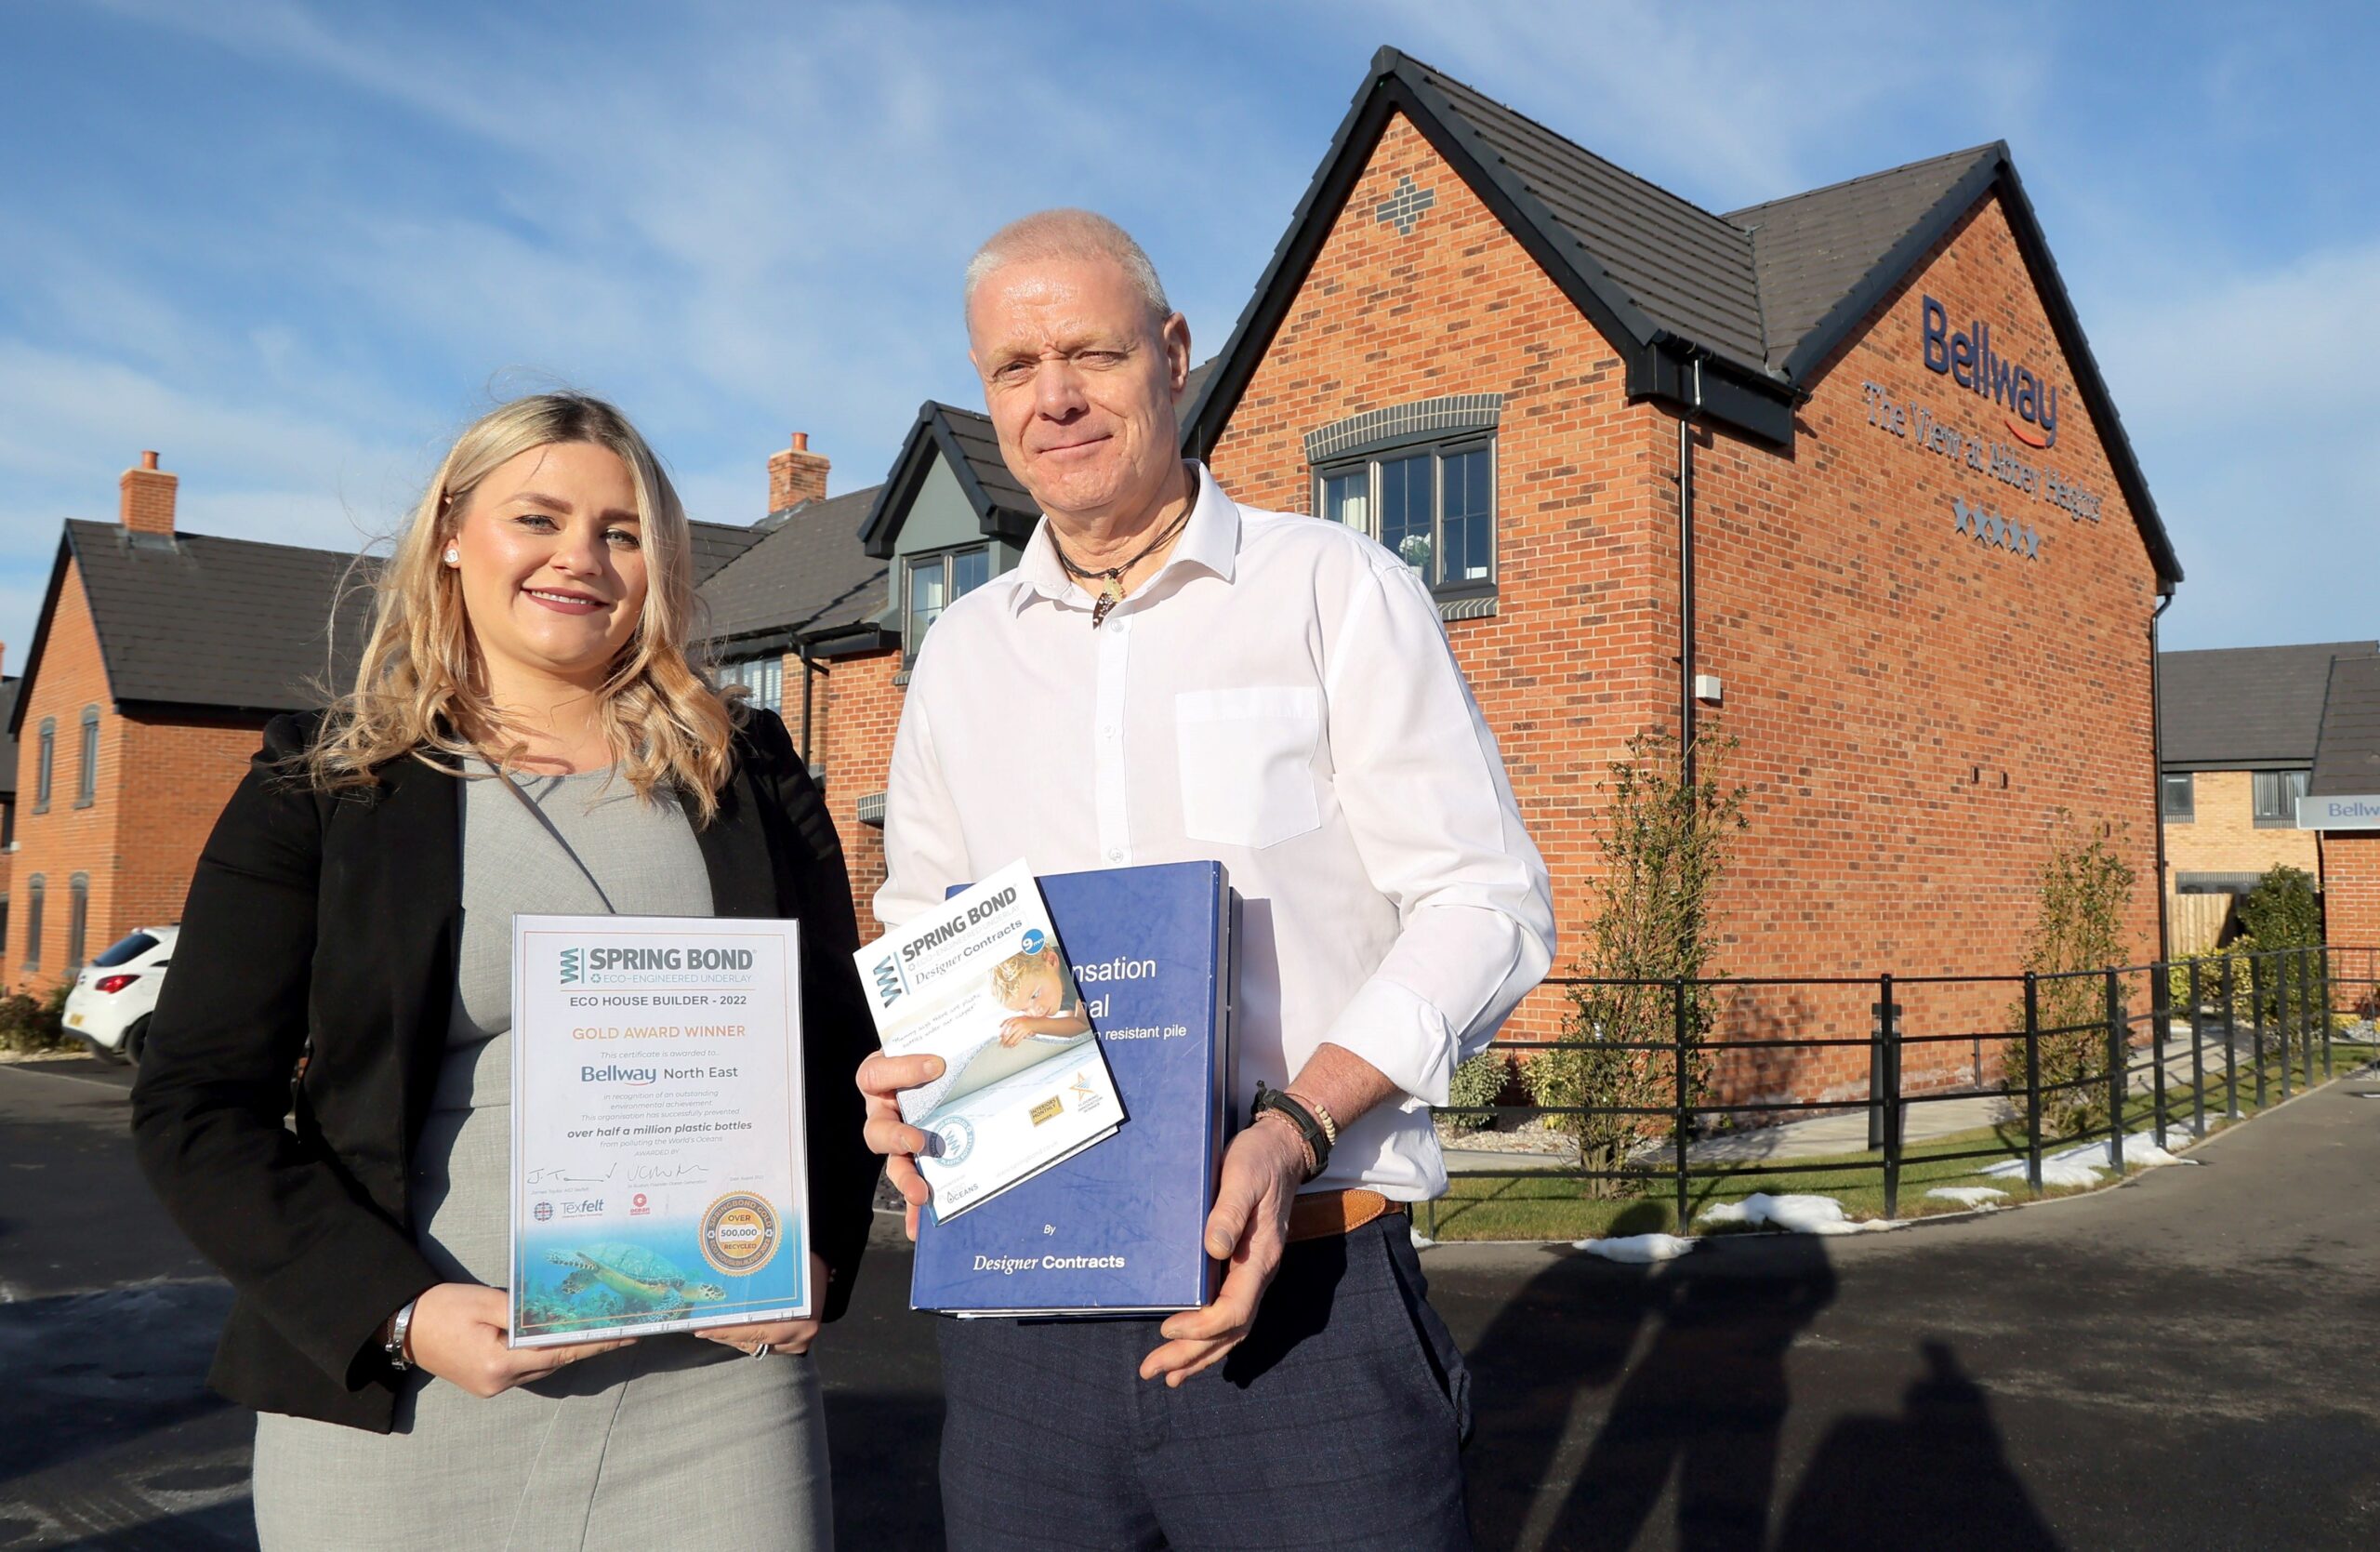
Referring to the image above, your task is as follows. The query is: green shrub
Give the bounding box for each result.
[1444,1050,1514,1132]
[2239,866,2321,951]
[1527,727,1746,1194]
[2001,816,2135,1134]
[0,985,70,1055]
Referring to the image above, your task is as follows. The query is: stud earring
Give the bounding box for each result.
[443,547,460,565]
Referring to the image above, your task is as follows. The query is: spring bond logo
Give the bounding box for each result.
[872,955,905,1007]
[560,948,583,986]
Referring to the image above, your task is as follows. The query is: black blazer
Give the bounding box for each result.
[130,708,878,1432]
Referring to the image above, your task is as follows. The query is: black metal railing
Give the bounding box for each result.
[1426,945,2380,1240]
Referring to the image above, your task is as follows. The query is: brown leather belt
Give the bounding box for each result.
[1286,1188,1407,1243]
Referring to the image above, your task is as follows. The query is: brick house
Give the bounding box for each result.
[2305,655,2380,968]
[6,453,762,994]
[1172,47,2183,1100]
[2155,641,2376,951]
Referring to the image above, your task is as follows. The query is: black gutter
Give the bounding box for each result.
[1676,354,1705,791]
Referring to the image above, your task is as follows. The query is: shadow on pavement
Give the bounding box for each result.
[1462,1215,2057,1550]
[1775,1340,2057,1551]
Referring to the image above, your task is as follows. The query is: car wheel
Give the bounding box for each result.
[123,1016,152,1068]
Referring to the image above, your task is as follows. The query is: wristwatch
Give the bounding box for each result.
[383,1297,419,1373]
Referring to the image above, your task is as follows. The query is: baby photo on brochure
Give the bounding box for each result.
[854,860,1124,1220]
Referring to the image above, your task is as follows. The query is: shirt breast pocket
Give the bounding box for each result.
[1174,686,1324,850]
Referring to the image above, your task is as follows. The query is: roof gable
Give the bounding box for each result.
[10,522,372,732]
[2310,653,2380,798]
[859,403,1039,562]
[1183,46,2180,587]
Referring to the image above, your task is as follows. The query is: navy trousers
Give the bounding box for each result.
[935,1215,1474,1551]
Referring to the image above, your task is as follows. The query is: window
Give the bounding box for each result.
[21,876,41,972]
[2253,770,2308,829]
[74,705,99,807]
[33,718,53,813]
[1317,439,1495,592]
[93,931,159,969]
[2161,772,2195,823]
[0,895,9,967]
[66,874,87,972]
[719,656,784,713]
[906,545,992,657]
[2,797,13,849]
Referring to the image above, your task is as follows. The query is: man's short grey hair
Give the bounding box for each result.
[962,208,1171,325]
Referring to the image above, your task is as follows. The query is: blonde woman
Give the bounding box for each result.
[130,394,875,1549]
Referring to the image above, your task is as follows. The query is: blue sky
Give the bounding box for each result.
[3,0,2374,671]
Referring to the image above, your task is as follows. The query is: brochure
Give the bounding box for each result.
[509,914,811,1346]
[855,859,1123,1222]
[913,861,1233,1316]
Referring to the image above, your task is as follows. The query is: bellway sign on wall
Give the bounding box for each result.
[2299,794,2380,831]
[1922,296,2059,450]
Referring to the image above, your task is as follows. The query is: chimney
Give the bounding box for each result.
[767,431,829,513]
[120,450,178,535]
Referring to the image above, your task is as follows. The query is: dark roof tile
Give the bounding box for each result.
[2310,654,2380,799]
[699,484,889,648]
[1729,145,2000,375]
[689,520,765,586]
[2159,642,2378,768]
[66,521,370,715]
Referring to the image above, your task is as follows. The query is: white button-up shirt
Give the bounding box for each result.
[876,462,1554,1200]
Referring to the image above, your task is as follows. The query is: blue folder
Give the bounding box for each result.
[912,861,1233,1315]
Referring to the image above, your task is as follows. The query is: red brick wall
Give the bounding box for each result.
[1683,194,2163,1097]
[803,646,903,941]
[114,714,269,936]
[1199,112,2165,1103]
[10,562,126,991]
[2320,833,2380,1011]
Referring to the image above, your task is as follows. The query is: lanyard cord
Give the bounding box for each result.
[484,760,619,915]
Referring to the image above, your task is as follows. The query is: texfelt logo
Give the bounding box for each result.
[560,948,583,986]
[1921,296,2059,449]
[872,955,905,1007]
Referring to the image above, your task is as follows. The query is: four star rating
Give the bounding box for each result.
[1951,496,2043,561]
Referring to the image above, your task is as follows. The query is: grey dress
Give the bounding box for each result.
[251,765,832,1551]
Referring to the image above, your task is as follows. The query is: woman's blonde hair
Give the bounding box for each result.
[305,392,741,820]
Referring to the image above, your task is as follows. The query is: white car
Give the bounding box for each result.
[62,925,178,1065]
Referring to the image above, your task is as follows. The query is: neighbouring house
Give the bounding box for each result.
[2304,654,2380,970]
[2156,640,2377,952]
[718,46,2186,1109]
[6,451,763,993]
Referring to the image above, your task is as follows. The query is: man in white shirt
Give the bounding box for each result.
[858,208,1554,1550]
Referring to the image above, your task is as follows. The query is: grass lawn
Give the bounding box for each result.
[1422,1038,2379,1243]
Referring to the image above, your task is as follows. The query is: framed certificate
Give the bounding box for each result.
[509,913,811,1346]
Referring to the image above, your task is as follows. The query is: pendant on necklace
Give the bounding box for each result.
[1091,573,1124,628]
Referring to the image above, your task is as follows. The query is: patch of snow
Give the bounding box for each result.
[1925,1186,2009,1208]
[1697,1192,1895,1235]
[1574,1232,1698,1263]
[1980,1129,2202,1186]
